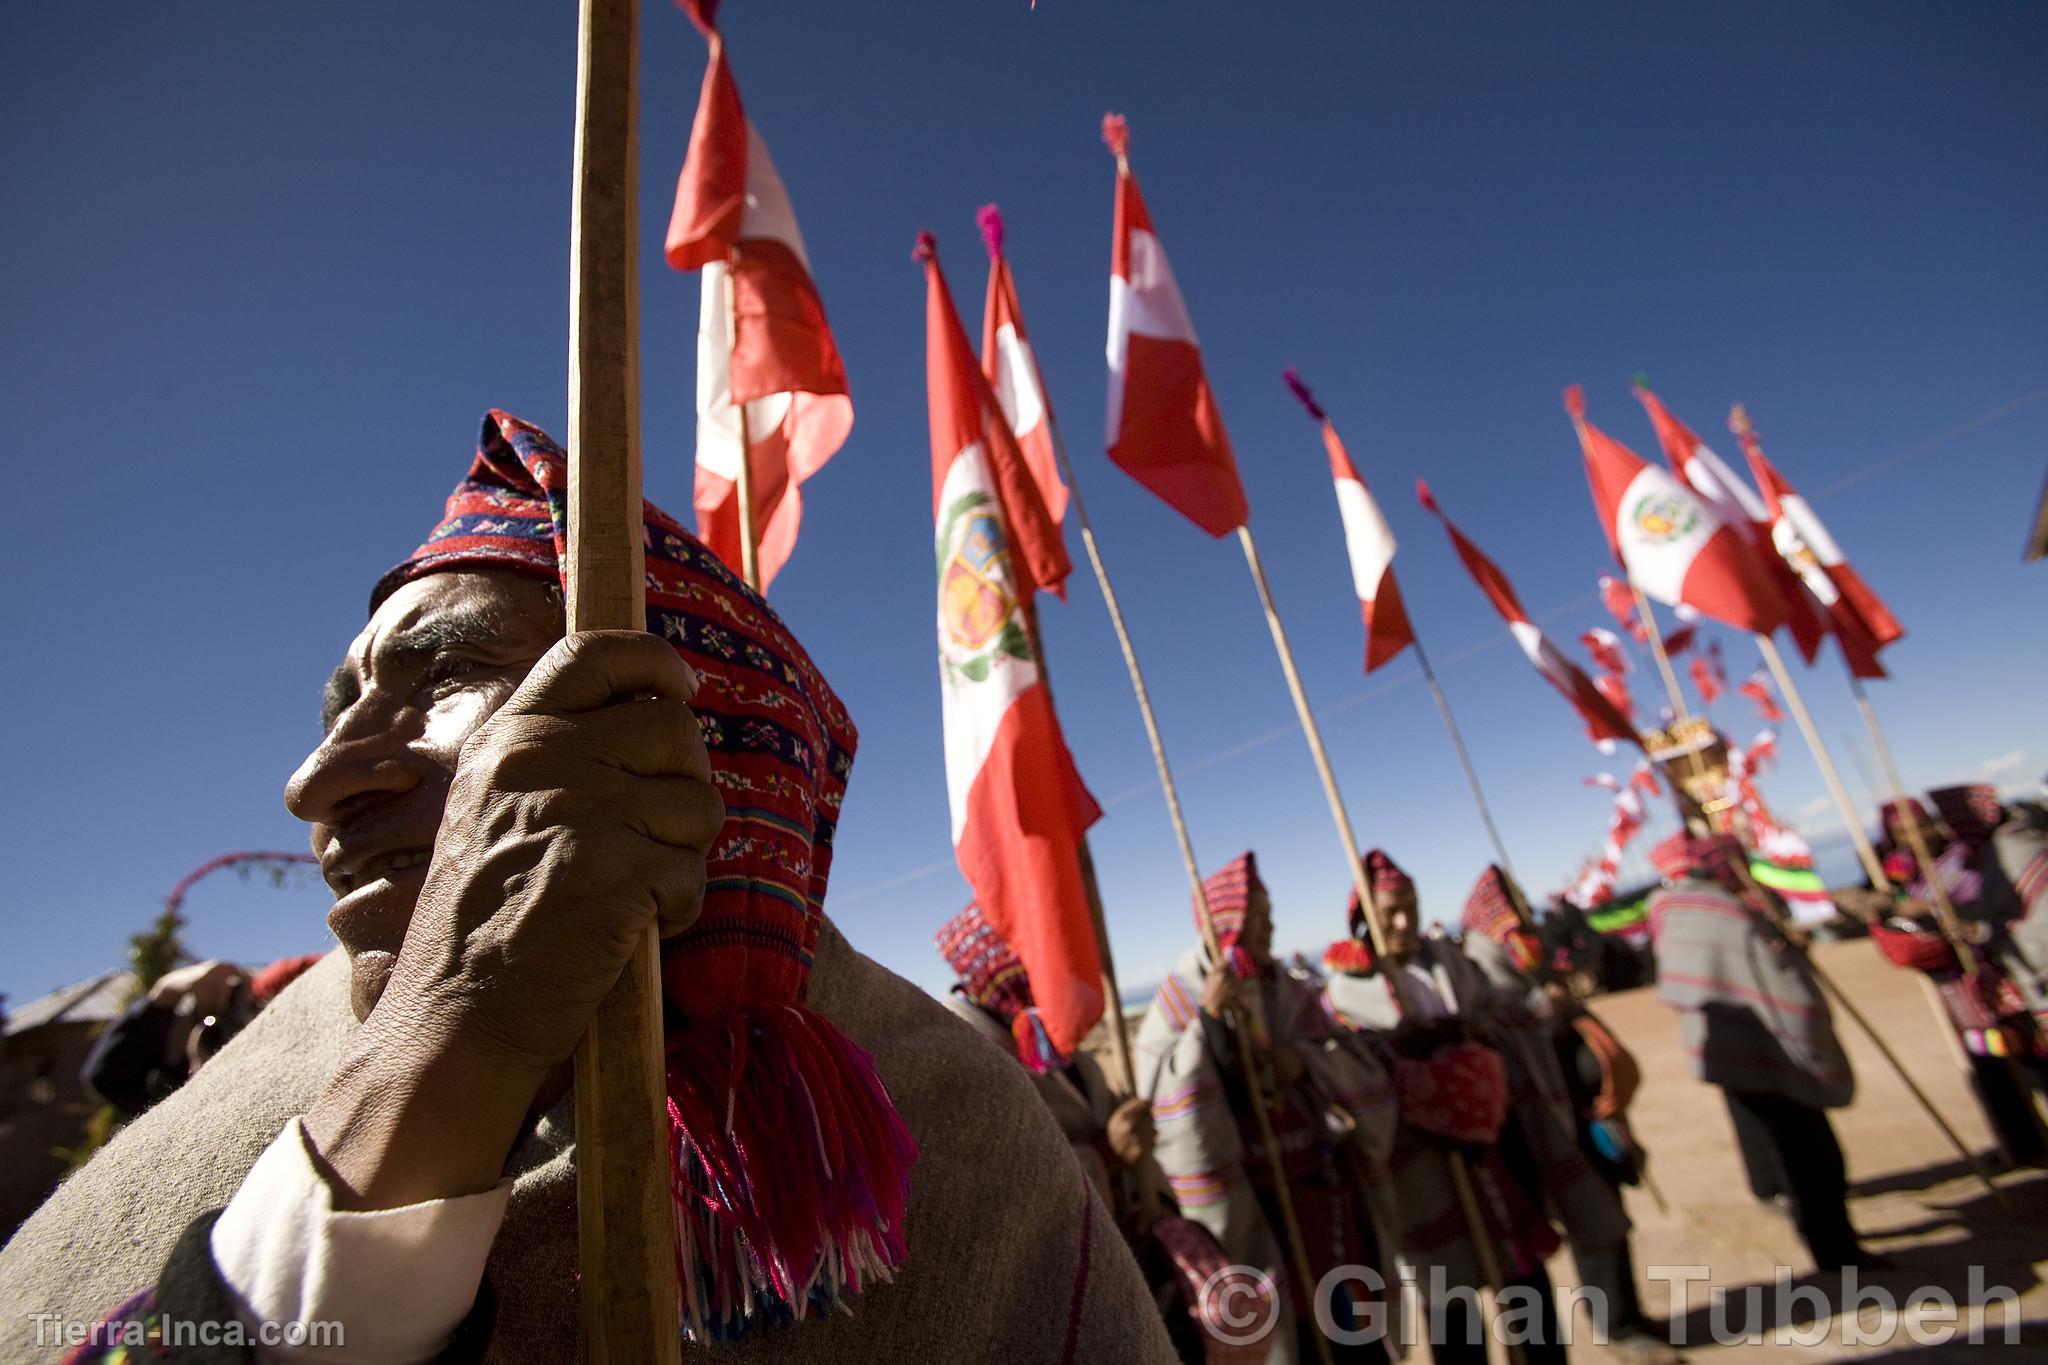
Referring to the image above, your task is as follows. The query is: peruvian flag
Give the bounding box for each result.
[1567,387,1788,636]
[1595,673,1635,726]
[1580,627,1630,676]
[1598,574,1648,642]
[1691,640,1726,704]
[919,233,1102,1056]
[1284,369,1414,671]
[1417,480,1639,749]
[666,0,852,592]
[1730,405,1902,678]
[1740,668,1786,724]
[1635,382,1826,662]
[977,205,1071,568]
[1102,114,1248,537]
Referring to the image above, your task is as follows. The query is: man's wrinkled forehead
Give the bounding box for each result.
[320,571,563,730]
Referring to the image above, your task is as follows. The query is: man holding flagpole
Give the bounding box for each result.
[1,411,1189,1363]
[1324,853,1583,1365]
[1137,854,1401,1365]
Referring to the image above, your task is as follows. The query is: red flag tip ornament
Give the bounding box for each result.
[976,204,1005,259]
[912,229,937,263]
[1563,384,1587,420]
[1281,367,1327,422]
[677,0,719,34]
[1101,112,1130,158]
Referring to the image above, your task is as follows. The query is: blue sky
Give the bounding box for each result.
[2,2,2043,1010]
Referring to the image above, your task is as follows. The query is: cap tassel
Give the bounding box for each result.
[911,230,937,263]
[664,1003,919,1340]
[976,204,1005,260]
[1562,384,1587,420]
[1101,112,1130,158]
[1281,367,1328,422]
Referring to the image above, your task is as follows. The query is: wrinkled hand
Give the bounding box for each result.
[308,632,724,1210]
[1105,1097,1154,1166]
[383,631,723,1083]
[1199,964,1240,1018]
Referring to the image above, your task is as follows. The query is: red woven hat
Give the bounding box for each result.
[1650,831,1735,882]
[1196,851,1267,976]
[934,903,1061,1073]
[1348,848,1414,933]
[1929,784,2005,847]
[375,411,915,1339]
[1879,796,1930,832]
[1461,865,1523,943]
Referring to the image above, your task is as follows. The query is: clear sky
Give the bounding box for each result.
[3,2,2043,1011]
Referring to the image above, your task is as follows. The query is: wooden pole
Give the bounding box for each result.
[1236,527,1399,955]
[566,0,682,1359]
[723,244,761,592]
[1039,420,1329,1362]
[1236,525,1522,1361]
[1754,636,1890,889]
[1847,677,1974,961]
[1412,633,1520,889]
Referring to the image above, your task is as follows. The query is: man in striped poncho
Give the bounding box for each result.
[1647,832,1868,1274]
[1134,853,1402,1364]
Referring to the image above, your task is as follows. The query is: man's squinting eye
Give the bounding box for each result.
[422,656,495,693]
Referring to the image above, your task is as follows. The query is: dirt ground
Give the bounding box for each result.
[1547,936,2048,1363]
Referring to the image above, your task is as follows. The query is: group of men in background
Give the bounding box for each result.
[937,780,2048,1364]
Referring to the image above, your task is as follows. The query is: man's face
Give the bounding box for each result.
[1240,888,1274,964]
[1383,894,1421,960]
[285,572,563,1021]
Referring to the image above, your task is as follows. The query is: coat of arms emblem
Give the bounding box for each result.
[937,489,1033,683]
[1629,490,1699,544]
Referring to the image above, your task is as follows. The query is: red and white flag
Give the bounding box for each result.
[1690,640,1726,705]
[1284,369,1414,671]
[1595,673,1635,727]
[918,233,1102,1057]
[1740,667,1786,723]
[1567,386,1788,636]
[977,205,1071,561]
[1598,574,1648,642]
[666,0,852,592]
[1102,115,1248,537]
[1730,405,1902,678]
[1417,480,1639,749]
[1635,382,1826,662]
[1580,627,1630,676]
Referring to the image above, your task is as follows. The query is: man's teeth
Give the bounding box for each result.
[359,850,431,883]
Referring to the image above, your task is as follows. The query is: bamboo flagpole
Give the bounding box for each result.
[1624,592,2003,1202]
[1039,424,1334,1365]
[1413,633,1520,888]
[565,0,684,1358]
[1234,525,1524,1364]
[1754,635,1891,889]
[1846,676,1978,962]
